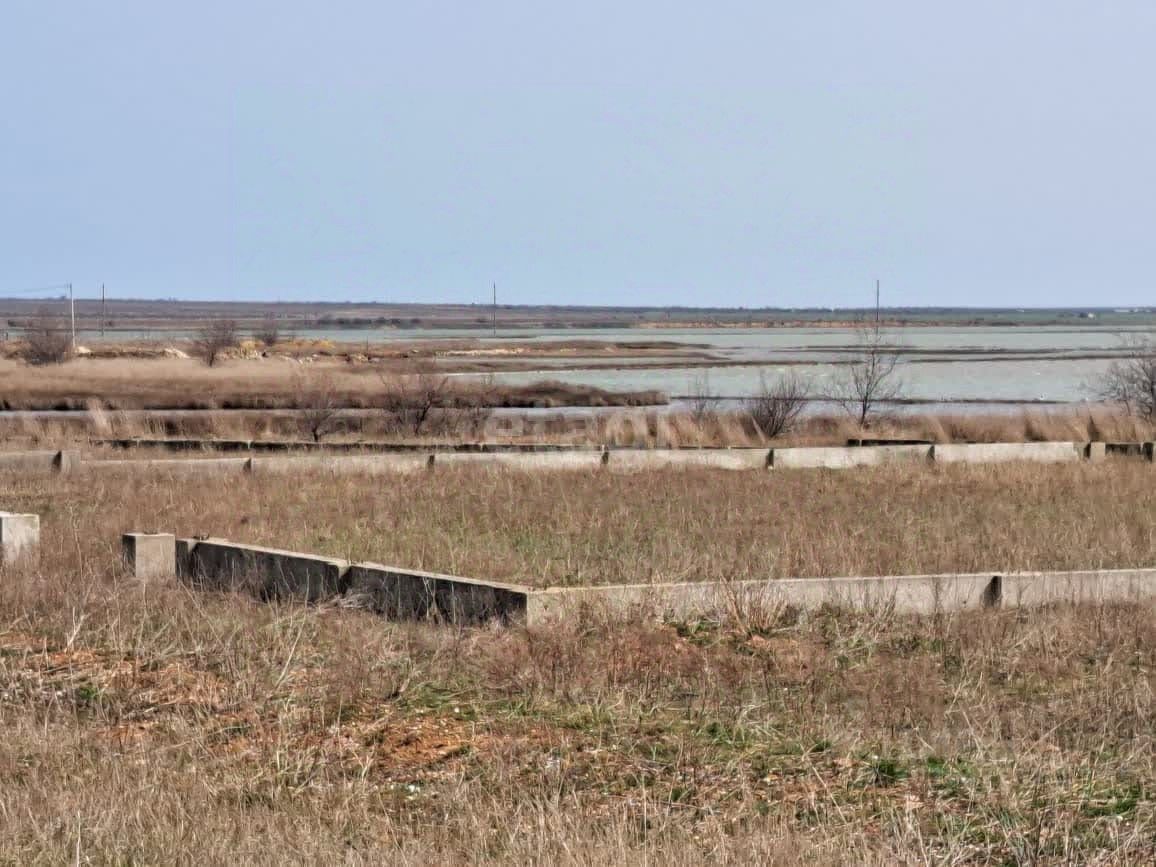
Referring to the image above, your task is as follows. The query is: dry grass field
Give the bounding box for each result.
[0,463,1154,863]
[6,462,1156,587]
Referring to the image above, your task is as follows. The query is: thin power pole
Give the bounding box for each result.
[101,283,106,337]
[492,282,497,337]
[69,283,76,351]
[875,279,880,324]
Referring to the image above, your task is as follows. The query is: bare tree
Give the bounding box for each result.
[379,365,451,436]
[254,314,281,348]
[746,371,809,439]
[834,322,903,426]
[21,308,72,366]
[296,372,342,442]
[191,319,238,367]
[1097,335,1156,419]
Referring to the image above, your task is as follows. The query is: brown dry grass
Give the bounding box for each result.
[6,461,1156,588]
[0,356,663,412]
[0,463,1153,862]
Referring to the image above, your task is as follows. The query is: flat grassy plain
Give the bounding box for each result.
[1,464,1154,863]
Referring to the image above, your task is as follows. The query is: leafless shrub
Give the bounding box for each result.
[834,322,903,426]
[1096,335,1156,419]
[687,372,718,425]
[21,309,72,365]
[191,319,238,368]
[379,365,450,436]
[296,372,342,442]
[746,371,809,439]
[253,314,281,348]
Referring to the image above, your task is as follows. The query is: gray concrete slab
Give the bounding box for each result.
[178,537,349,601]
[771,445,932,469]
[122,533,176,580]
[433,452,606,471]
[931,442,1083,464]
[346,563,532,624]
[249,454,433,475]
[610,449,769,471]
[0,512,40,566]
[0,451,61,474]
[526,573,1000,624]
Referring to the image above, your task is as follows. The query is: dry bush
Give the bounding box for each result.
[253,314,281,348]
[21,308,72,365]
[191,319,239,367]
[379,365,450,436]
[295,372,342,442]
[686,372,717,425]
[1097,334,1156,418]
[746,371,809,439]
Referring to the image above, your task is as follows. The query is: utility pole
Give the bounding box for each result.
[68,282,76,351]
[875,279,881,324]
[492,282,497,337]
[101,283,106,337]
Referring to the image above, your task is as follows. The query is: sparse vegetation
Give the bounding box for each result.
[191,318,239,367]
[20,308,72,365]
[253,313,281,348]
[1097,334,1156,418]
[834,321,904,426]
[0,464,1152,863]
[746,371,809,439]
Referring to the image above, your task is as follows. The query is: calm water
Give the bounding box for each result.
[83,324,1150,406]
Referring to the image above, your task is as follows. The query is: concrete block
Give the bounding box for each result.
[610,449,770,471]
[178,537,349,601]
[1085,442,1107,463]
[54,450,80,473]
[999,569,1156,607]
[346,563,532,624]
[122,532,176,580]
[931,442,1082,464]
[0,512,40,566]
[0,451,60,474]
[771,445,931,469]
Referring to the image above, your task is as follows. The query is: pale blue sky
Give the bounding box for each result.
[2,2,1154,307]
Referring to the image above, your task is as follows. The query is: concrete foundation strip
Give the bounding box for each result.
[0,440,1146,476]
[125,534,1156,627]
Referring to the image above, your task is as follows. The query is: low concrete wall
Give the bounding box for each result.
[434,452,607,471]
[0,450,76,474]
[611,449,769,471]
[151,532,1156,628]
[83,457,252,476]
[771,444,932,469]
[1000,569,1156,606]
[346,563,532,624]
[178,537,349,601]
[249,454,432,475]
[931,442,1083,464]
[526,573,1000,624]
[527,568,1156,625]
